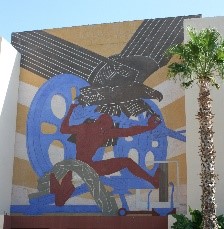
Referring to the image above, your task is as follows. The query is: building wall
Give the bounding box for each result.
[0,14,223,228]
[169,16,224,229]
[0,37,20,214]
[185,16,224,216]
[9,16,196,216]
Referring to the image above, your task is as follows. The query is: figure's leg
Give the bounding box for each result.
[50,171,75,206]
[89,158,160,188]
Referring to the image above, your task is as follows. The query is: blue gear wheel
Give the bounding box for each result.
[27,74,89,177]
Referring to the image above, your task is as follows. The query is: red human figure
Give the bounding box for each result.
[61,103,161,182]
[52,102,161,206]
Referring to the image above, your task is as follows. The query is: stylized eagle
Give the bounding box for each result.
[11,15,200,117]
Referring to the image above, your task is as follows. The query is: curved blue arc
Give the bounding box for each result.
[27,74,89,176]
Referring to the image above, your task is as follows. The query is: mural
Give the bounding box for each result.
[11,15,200,216]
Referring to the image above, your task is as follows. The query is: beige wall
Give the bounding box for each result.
[0,37,20,214]
[0,215,4,229]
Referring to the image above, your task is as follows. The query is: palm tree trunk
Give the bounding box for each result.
[197,80,218,229]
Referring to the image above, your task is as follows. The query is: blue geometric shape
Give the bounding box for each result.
[27,74,89,177]
[10,205,101,215]
[151,182,175,216]
[29,184,89,205]
[118,208,127,216]
[153,207,174,216]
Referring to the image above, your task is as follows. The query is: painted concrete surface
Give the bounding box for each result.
[0,37,20,214]
[0,215,4,229]
[10,16,188,217]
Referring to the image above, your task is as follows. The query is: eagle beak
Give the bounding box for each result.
[154,90,163,102]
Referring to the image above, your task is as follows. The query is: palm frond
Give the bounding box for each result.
[166,27,224,88]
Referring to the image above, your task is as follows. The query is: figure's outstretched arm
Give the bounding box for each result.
[108,115,161,138]
[60,103,80,134]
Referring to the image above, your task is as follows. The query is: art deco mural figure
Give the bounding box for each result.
[10,15,199,216]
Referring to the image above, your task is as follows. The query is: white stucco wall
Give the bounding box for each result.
[184,16,224,216]
[0,37,20,214]
[168,16,224,229]
[0,215,4,229]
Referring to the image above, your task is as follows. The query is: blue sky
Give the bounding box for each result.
[1,0,224,42]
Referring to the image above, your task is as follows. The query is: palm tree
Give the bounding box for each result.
[166,27,224,229]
